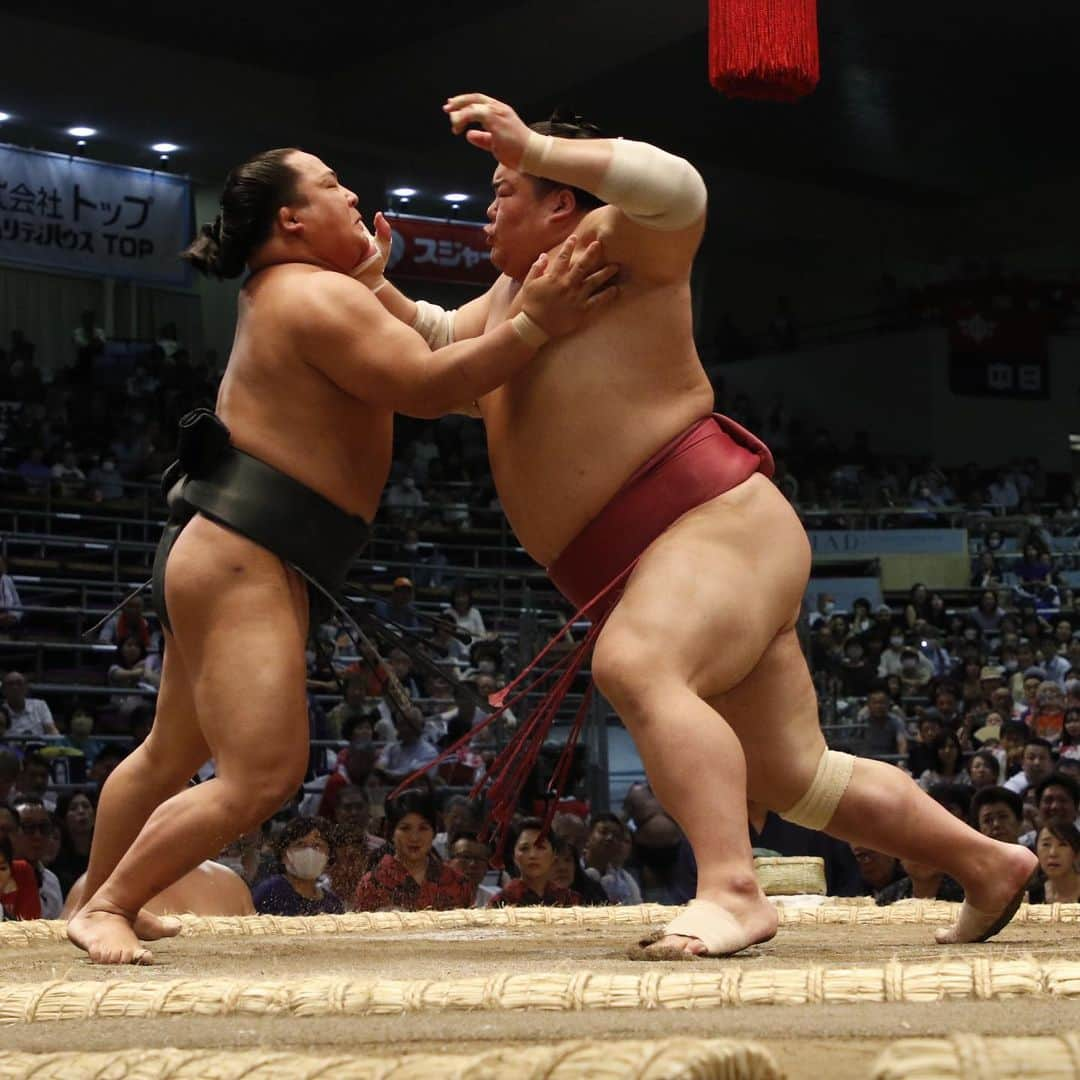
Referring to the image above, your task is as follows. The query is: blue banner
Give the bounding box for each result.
[0,144,190,286]
[808,530,967,557]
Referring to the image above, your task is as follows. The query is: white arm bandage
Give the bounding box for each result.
[411,300,457,349]
[522,135,707,232]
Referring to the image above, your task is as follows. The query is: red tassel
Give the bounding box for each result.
[710,0,819,102]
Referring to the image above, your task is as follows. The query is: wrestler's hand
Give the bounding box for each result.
[443,92,530,169]
[517,234,618,339]
[351,211,392,290]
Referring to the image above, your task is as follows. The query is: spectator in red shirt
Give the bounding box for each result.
[492,818,582,908]
[0,833,41,920]
[355,789,472,911]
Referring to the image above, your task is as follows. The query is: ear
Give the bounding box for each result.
[546,186,580,226]
[277,204,303,237]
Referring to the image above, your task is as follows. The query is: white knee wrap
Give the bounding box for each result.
[411,300,456,349]
[779,749,855,831]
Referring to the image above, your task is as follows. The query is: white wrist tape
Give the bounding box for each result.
[522,132,706,232]
[510,310,549,349]
[411,300,457,349]
[779,748,855,831]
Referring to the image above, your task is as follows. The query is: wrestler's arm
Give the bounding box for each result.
[446,94,706,282]
[297,252,615,419]
[367,280,495,343]
[298,274,538,419]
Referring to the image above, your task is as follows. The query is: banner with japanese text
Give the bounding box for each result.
[0,145,191,286]
[385,212,497,287]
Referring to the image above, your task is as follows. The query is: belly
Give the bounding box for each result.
[485,371,713,565]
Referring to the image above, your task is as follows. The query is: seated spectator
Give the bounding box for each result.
[623,782,682,897]
[1004,737,1055,797]
[907,710,945,777]
[970,590,1006,635]
[87,744,125,790]
[106,636,161,714]
[331,786,386,859]
[252,816,344,916]
[581,813,641,905]
[433,795,480,860]
[448,831,500,908]
[323,675,379,744]
[63,860,254,917]
[311,738,379,821]
[387,648,422,699]
[0,833,41,920]
[14,754,55,811]
[375,577,423,632]
[999,720,1029,778]
[859,684,908,759]
[849,845,905,898]
[972,786,1025,845]
[551,812,589,853]
[214,829,263,886]
[971,552,1001,589]
[51,445,85,498]
[426,615,470,672]
[63,707,106,766]
[1029,681,1067,744]
[1061,707,1080,753]
[325,825,371,912]
[968,750,1001,790]
[375,707,439,785]
[50,791,95,897]
[807,593,836,629]
[1014,543,1054,590]
[96,594,154,650]
[10,796,62,916]
[383,472,425,520]
[0,750,17,804]
[877,629,909,678]
[355,789,472,911]
[491,818,581,907]
[550,841,609,905]
[86,456,124,501]
[1019,774,1080,848]
[836,637,875,698]
[2,672,59,737]
[898,647,934,695]
[875,857,965,905]
[917,733,969,791]
[16,447,51,494]
[1027,823,1080,903]
[920,630,952,680]
[927,781,973,820]
[446,585,486,640]
[0,555,23,631]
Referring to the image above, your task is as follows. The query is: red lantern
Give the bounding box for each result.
[709,0,820,103]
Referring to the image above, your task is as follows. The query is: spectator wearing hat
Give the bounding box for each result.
[1004,737,1055,797]
[376,578,422,632]
[979,665,1006,699]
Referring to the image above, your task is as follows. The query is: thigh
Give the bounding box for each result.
[164,515,311,784]
[708,626,826,809]
[595,474,812,697]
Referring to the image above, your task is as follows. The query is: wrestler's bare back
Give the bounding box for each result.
[479,212,713,565]
[216,264,393,522]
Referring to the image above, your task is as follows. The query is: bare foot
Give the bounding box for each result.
[634,890,779,960]
[67,901,153,965]
[133,909,182,941]
[935,843,1039,945]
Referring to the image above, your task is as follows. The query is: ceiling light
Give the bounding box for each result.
[152,142,179,153]
[67,126,96,138]
[0,112,11,123]
[443,193,468,202]
[391,187,417,197]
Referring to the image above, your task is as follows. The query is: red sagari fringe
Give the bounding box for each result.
[710,0,820,102]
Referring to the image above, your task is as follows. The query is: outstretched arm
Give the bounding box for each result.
[299,237,616,419]
[444,92,707,279]
[352,211,496,345]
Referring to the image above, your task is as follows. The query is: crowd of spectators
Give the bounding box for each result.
[3,312,1080,921]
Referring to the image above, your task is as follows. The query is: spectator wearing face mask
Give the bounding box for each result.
[878,631,913,679]
[252,817,343,916]
[807,593,836,629]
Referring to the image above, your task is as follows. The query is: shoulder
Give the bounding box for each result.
[277,268,381,339]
